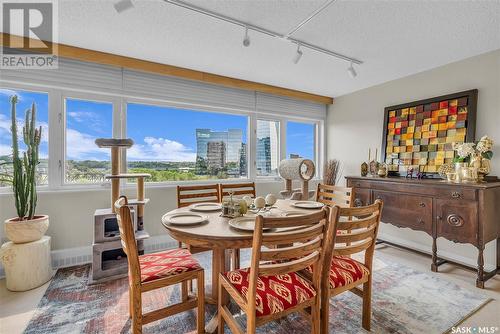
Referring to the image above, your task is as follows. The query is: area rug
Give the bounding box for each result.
[24,250,491,334]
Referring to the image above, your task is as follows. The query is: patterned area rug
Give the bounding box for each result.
[24,250,490,334]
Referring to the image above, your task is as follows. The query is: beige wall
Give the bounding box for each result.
[327,49,500,269]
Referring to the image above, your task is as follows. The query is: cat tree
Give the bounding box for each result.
[90,138,150,283]
[278,158,316,200]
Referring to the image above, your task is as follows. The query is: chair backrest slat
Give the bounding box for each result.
[258,251,320,276]
[177,184,220,208]
[219,182,256,201]
[262,222,326,244]
[316,184,354,207]
[115,196,141,284]
[333,238,374,256]
[260,237,322,262]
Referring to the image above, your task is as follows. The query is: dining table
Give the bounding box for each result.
[161,198,325,333]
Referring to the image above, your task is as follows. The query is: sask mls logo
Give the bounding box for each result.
[1,0,58,69]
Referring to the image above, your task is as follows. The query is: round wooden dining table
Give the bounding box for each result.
[161,199,323,333]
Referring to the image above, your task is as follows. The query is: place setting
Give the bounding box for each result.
[161,212,209,226]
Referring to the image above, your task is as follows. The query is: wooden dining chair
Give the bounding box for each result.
[218,182,256,270]
[315,183,354,207]
[218,182,256,201]
[115,196,205,334]
[218,207,335,334]
[176,184,220,251]
[315,200,383,333]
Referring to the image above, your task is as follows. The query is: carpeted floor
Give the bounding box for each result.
[24,251,491,334]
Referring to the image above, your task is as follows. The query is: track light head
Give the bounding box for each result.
[114,0,134,13]
[293,44,303,64]
[347,62,357,78]
[243,27,250,47]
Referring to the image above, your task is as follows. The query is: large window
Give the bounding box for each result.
[126,103,248,182]
[64,98,113,184]
[286,121,315,160]
[256,119,280,177]
[0,89,49,187]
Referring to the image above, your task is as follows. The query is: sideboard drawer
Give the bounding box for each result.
[433,187,477,201]
[373,190,432,234]
[435,199,478,245]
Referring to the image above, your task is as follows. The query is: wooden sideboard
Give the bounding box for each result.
[346,176,500,288]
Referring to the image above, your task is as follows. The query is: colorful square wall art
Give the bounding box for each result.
[382,90,477,176]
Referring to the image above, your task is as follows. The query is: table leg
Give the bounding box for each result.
[206,247,230,334]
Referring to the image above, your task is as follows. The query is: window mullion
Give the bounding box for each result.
[48,89,63,190]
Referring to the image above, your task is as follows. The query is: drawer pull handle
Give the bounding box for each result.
[419,202,426,207]
[436,215,442,221]
[451,191,462,199]
[417,219,424,224]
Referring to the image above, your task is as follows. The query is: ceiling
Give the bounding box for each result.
[29,1,500,98]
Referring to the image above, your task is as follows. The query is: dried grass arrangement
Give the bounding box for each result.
[323,159,341,185]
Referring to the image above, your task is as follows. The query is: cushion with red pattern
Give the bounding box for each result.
[138,248,201,283]
[307,256,369,289]
[224,268,316,317]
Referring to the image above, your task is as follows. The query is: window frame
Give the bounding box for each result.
[0,83,53,193]
[0,83,325,192]
[59,90,122,189]
[122,96,253,186]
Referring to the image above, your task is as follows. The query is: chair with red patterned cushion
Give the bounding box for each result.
[115,196,205,334]
[312,200,383,333]
[218,207,335,334]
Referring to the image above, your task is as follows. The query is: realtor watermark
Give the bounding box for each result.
[451,326,499,334]
[1,0,58,69]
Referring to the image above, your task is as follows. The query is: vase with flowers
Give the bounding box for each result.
[452,136,494,182]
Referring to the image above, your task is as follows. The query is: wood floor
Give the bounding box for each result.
[1,245,499,334]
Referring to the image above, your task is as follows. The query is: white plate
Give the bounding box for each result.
[163,213,208,226]
[292,201,324,209]
[228,216,272,232]
[189,202,222,212]
[281,210,306,217]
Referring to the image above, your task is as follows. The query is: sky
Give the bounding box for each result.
[0,89,49,158]
[1,89,315,162]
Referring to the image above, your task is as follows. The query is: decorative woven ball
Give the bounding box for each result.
[438,164,455,179]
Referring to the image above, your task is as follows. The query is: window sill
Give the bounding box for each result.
[0,178,288,196]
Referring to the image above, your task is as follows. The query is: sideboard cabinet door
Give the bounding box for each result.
[434,199,478,245]
[373,190,433,234]
[352,187,371,207]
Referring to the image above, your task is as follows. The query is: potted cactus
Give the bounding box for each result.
[3,95,49,244]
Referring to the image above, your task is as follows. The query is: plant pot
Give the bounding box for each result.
[4,215,49,244]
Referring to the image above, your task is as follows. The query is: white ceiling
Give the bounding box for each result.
[36,1,500,97]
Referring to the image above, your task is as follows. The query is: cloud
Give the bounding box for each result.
[0,113,48,143]
[67,111,101,123]
[66,128,109,160]
[128,136,196,162]
[0,89,21,100]
[0,144,11,156]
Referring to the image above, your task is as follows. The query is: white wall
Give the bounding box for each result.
[327,49,500,270]
[0,181,311,250]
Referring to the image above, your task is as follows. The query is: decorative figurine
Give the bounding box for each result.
[377,163,388,177]
[368,148,380,177]
[361,161,368,177]
[406,166,414,179]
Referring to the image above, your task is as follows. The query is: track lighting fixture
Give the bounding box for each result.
[293,44,303,64]
[243,27,250,47]
[347,62,357,78]
[114,0,134,13]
